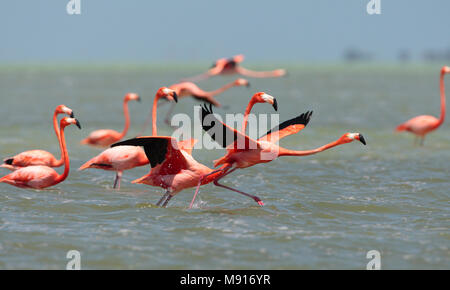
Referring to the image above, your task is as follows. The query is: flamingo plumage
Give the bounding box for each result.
[80,93,140,147]
[190,101,366,208]
[79,87,178,189]
[0,117,81,189]
[182,54,286,82]
[396,65,449,145]
[1,105,74,171]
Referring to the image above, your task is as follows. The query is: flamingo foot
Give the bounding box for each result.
[257,200,264,206]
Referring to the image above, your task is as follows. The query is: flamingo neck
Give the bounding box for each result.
[236,66,280,78]
[119,100,130,139]
[242,99,256,133]
[437,72,446,127]
[279,139,342,157]
[152,94,161,136]
[207,80,237,97]
[52,111,64,167]
[54,125,70,184]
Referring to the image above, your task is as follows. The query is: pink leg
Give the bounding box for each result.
[113,171,122,189]
[213,168,264,206]
[188,166,232,209]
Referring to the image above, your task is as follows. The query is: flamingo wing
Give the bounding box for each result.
[200,104,259,151]
[258,111,313,143]
[111,136,188,174]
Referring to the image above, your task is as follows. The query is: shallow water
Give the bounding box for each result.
[0,64,449,269]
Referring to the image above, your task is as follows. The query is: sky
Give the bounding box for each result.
[0,0,449,63]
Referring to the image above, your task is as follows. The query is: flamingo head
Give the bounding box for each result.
[274,69,287,77]
[60,117,81,129]
[157,87,178,103]
[252,92,278,111]
[55,105,74,118]
[340,133,366,145]
[441,66,450,75]
[235,78,250,88]
[233,54,245,63]
[125,92,141,102]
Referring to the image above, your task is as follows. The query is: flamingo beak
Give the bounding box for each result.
[272,98,278,111]
[172,92,178,103]
[70,112,74,118]
[137,96,141,102]
[75,119,82,129]
[246,82,250,88]
[359,134,366,145]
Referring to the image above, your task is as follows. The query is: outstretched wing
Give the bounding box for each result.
[200,104,260,151]
[258,111,313,143]
[112,136,188,174]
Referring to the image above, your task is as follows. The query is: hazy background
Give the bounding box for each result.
[1,0,449,64]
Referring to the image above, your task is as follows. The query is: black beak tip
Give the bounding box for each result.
[246,83,250,88]
[173,92,178,103]
[70,112,74,118]
[359,134,366,145]
[137,97,141,102]
[76,120,82,129]
[273,99,278,111]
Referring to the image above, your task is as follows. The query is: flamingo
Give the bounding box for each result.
[80,93,140,147]
[182,54,286,82]
[109,93,278,207]
[189,104,366,208]
[0,117,81,189]
[396,65,449,145]
[79,87,178,189]
[1,105,74,171]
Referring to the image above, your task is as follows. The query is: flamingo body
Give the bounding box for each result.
[80,129,122,147]
[396,115,439,136]
[0,165,59,189]
[79,146,148,172]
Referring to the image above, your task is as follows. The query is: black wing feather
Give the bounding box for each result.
[111,138,169,168]
[200,104,238,148]
[261,111,313,138]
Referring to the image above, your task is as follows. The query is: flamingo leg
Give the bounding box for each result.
[212,168,264,206]
[156,190,171,207]
[189,167,231,209]
[113,171,123,189]
[162,194,173,207]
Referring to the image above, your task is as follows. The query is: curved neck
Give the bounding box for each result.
[152,94,161,136]
[242,99,256,133]
[119,100,130,139]
[52,111,64,166]
[438,72,446,127]
[207,81,237,97]
[54,124,70,184]
[279,139,342,157]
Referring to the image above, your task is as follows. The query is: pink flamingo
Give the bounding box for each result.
[80,93,140,147]
[396,65,449,145]
[189,103,366,208]
[79,88,178,189]
[110,93,278,207]
[182,54,286,82]
[1,105,74,171]
[0,117,81,189]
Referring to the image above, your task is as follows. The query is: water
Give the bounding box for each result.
[0,64,449,269]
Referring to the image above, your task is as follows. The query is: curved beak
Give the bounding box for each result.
[359,134,366,145]
[75,119,82,129]
[70,111,74,118]
[137,96,141,102]
[272,98,278,111]
[246,82,251,88]
[172,92,178,103]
